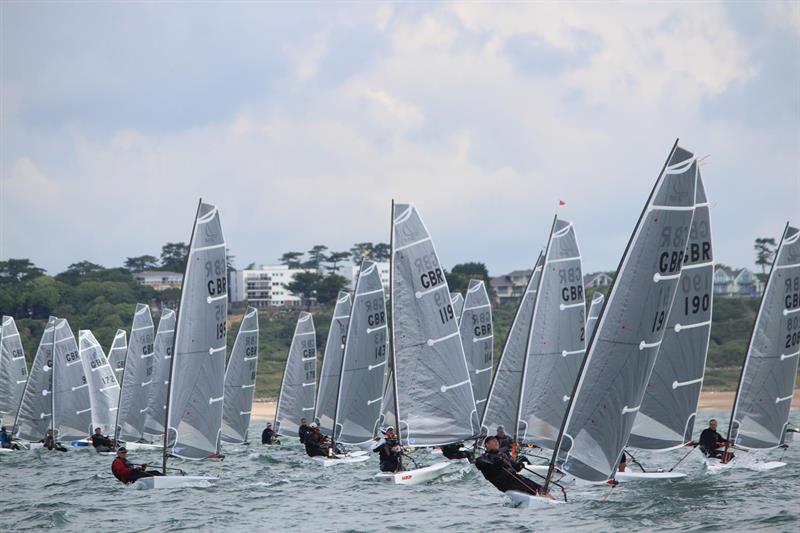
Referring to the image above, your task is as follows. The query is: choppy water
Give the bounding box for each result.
[1,410,798,532]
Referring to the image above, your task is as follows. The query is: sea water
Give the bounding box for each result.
[1,410,797,532]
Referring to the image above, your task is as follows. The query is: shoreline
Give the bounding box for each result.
[250,390,800,421]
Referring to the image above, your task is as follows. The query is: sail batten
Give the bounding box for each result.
[550,142,697,484]
[166,201,228,460]
[334,260,388,445]
[391,203,478,446]
[728,223,800,449]
[315,292,351,436]
[274,312,317,438]
[221,307,260,444]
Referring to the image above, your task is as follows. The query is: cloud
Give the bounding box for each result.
[1,1,797,277]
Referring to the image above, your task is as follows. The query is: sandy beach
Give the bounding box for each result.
[251,390,800,422]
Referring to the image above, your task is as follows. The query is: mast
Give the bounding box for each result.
[724,222,790,457]
[513,215,556,446]
[50,320,56,442]
[543,138,680,493]
[389,199,400,440]
[162,198,202,475]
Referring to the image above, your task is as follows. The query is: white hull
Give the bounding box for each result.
[526,464,685,483]
[120,442,161,451]
[312,451,369,467]
[704,457,786,474]
[373,461,451,485]
[128,475,218,490]
[505,490,563,508]
[0,447,13,454]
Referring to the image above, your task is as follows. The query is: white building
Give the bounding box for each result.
[350,261,390,297]
[133,271,183,291]
[230,265,313,308]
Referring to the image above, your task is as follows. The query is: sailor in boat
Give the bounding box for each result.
[494,426,513,455]
[111,447,163,484]
[298,418,311,444]
[475,436,546,497]
[91,427,115,453]
[0,426,10,449]
[441,442,473,462]
[618,454,627,472]
[42,430,67,452]
[304,423,331,458]
[697,419,734,462]
[261,422,279,445]
[373,426,404,472]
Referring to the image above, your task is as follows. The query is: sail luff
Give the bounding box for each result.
[546,140,699,487]
[221,307,260,444]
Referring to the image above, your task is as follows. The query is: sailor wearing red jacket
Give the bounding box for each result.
[111,447,161,483]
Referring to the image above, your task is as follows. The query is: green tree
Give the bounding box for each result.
[160,242,189,271]
[0,258,46,284]
[325,251,351,273]
[754,237,777,274]
[371,242,391,261]
[124,255,159,272]
[279,252,304,269]
[349,242,373,262]
[316,274,349,304]
[447,262,493,298]
[303,245,329,271]
[285,271,324,309]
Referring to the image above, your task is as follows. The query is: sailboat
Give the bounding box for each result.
[375,202,478,485]
[52,319,92,445]
[274,312,317,439]
[314,260,387,466]
[139,200,227,489]
[512,141,698,506]
[315,292,351,437]
[114,303,156,450]
[78,330,120,442]
[451,292,464,327]
[515,217,586,454]
[625,171,713,476]
[459,280,493,421]
[585,293,604,343]
[0,316,28,429]
[13,317,56,446]
[482,253,544,438]
[707,223,800,473]
[107,329,127,382]
[221,307,260,445]
[143,309,176,438]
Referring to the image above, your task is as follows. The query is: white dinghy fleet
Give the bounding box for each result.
[1,141,798,506]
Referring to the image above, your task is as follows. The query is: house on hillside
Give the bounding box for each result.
[229,265,313,308]
[713,265,764,297]
[133,271,182,291]
[583,272,614,290]
[490,269,531,304]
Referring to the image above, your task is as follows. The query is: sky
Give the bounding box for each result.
[1,1,798,277]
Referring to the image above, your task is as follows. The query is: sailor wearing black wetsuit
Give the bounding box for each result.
[697,419,733,461]
[441,442,473,461]
[262,423,278,445]
[298,418,311,444]
[91,428,114,452]
[304,423,330,457]
[494,426,514,455]
[373,426,403,472]
[475,436,542,496]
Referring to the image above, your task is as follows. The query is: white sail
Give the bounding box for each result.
[115,303,154,442]
[0,316,28,425]
[166,201,228,460]
[585,292,604,345]
[274,312,317,438]
[143,309,176,436]
[451,292,464,327]
[107,329,127,382]
[315,292,351,436]
[52,319,92,441]
[459,280,493,421]
[391,203,478,446]
[13,317,56,441]
[221,307,260,444]
[78,330,120,434]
